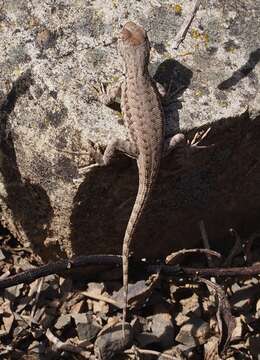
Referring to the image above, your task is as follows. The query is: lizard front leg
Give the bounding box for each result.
[79,78,127,172]
[97,78,124,106]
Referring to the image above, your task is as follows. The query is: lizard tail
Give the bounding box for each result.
[122,171,152,336]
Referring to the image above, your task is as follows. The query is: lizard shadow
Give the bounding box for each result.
[218,48,260,90]
[0,71,55,261]
[153,59,193,135]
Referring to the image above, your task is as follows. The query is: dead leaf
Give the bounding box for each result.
[112,274,159,310]
[204,336,221,360]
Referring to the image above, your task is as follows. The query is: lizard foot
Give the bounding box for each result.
[172,127,213,168]
[167,127,213,170]
[91,81,111,105]
[78,163,101,175]
[78,143,105,174]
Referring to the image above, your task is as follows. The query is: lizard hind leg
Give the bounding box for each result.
[103,138,138,165]
[163,133,186,157]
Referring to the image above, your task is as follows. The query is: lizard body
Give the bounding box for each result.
[98,21,185,335]
[119,22,164,335]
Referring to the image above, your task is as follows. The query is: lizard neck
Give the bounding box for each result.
[125,62,150,87]
[124,47,149,79]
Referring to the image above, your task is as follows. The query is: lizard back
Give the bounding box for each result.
[118,21,165,333]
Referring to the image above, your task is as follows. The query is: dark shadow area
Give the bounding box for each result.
[0,71,54,260]
[153,59,193,133]
[70,108,260,263]
[70,156,135,257]
[69,54,260,264]
[218,48,260,90]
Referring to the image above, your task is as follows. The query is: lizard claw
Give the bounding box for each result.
[78,143,105,175]
[78,163,101,175]
[78,155,105,175]
[92,82,106,96]
[172,127,213,168]
[91,81,111,105]
[188,127,213,152]
[93,142,105,165]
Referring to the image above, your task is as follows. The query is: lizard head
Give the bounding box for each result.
[118,21,150,67]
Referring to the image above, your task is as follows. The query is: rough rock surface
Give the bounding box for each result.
[0,1,259,262]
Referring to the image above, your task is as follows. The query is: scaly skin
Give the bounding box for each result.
[119,22,165,336]
[99,21,186,336]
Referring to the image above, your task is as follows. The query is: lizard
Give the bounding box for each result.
[97,21,187,336]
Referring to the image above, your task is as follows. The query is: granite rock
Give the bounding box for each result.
[0,1,259,262]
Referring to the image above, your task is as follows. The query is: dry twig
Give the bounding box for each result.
[172,0,201,49]
[198,220,214,267]
[0,253,259,290]
[82,291,121,308]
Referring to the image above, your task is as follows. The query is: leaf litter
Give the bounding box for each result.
[0,227,259,359]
